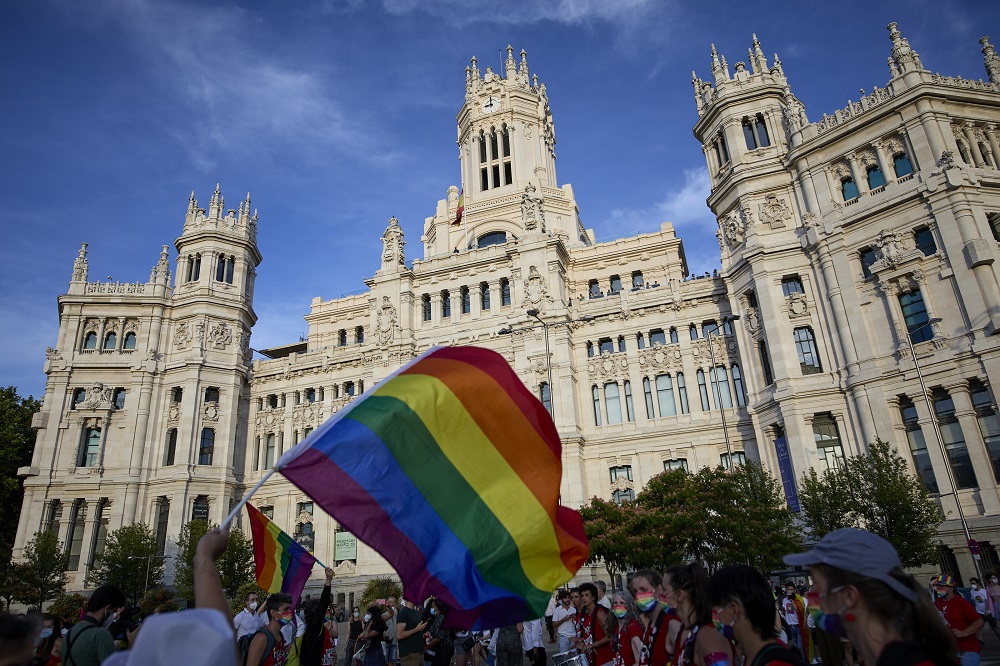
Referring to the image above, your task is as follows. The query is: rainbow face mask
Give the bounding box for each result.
[635,591,656,612]
[805,592,845,638]
[611,604,628,619]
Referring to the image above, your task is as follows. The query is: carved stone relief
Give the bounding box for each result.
[787,293,810,319]
[208,322,232,349]
[521,265,554,312]
[588,352,630,380]
[759,193,792,229]
[374,296,399,346]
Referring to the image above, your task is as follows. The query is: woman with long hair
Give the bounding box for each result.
[784,528,955,666]
[664,563,733,666]
[628,569,681,666]
[347,605,364,664]
[708,565,802,666]
[360,604,389,666]
[426,598,455,666]
[607,589,643,666]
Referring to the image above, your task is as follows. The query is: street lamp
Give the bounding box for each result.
[129,554,170,598]
[705,315,740,470]
[900,317,982,582]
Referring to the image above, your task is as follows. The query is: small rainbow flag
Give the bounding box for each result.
[246,502,317,606]
[275,346,589,629]
[452,190,464,225]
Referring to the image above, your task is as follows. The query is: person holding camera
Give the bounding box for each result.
[396,599,429,666]
[62,584,135,666]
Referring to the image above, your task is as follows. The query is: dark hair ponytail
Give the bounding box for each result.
[666,562,712,626]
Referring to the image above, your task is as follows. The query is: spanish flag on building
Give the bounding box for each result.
[452,190,464,225]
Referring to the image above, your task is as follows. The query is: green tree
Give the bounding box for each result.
[139,587,179,614]
[231,580,269,616]
[0,387,41,555]
[798,439,943,567]
[217,526,255,600]
[0,561,32,611]
[358,576,401,611]
[173,519,212,603]
[88,523,162,604]
[16,530,67,609]
[49,592,88,620]
[579,498,641,583]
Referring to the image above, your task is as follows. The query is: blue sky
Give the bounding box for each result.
[2,0,997,400]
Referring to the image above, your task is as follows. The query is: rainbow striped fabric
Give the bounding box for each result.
[275,345,589,628]
[246,502,317,606]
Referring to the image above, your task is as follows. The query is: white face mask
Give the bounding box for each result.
[354,611,360,618]
[430,607,438,616]
[364,614,372,623]
[249,601,258,610]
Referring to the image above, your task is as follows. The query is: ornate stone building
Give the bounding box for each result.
[14,26,1000,601]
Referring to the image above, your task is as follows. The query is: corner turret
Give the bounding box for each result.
[983,36,1000,83]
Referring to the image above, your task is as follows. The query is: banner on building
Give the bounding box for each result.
[335,531,357,561]
[773,436,801,513]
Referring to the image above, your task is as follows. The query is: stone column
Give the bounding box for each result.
[795,164,820,213]
[872,140,895,183]
[847,152,868,194]
[963,122,986,167]
[986,125,1000,168]
[471,283,482,319]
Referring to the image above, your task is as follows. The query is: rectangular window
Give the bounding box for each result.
[933,390,978,489]
[89,500,108,567]
[204,387,220,403]
[45,501,62,536]
[612,489,634,504]
[703,320,719,337]
[971,382,1000,484]
[676,373,690,414]
[480,168,489,191]
[480,282,491,310]
[605,383,623,424]
[609,465,633,483]
[422,295,432,321]
[712,366,733,408]
[609,276,622,294]
[900,398,939,493]
[655,375,676,417]
[758,341,775,385]
[663,458,688,471]
[492,164,501,188]
[66,501,86,570]
[643,378,655,419]
[306,388,316,403]
[781,276,805,297]
[794,327,823,374]
[297,501,314,516]
[599,338,615,355]
[265,434,276,469]
[164,428,177,466]
[261,505,274,520]
[592,386,603,426]
[345,381,356,396]
[192,495,209,521]
[539,383,552,415]
[155,498,170,556]
[198,428,214,466]
[113,388,126,410]
[338,329,347,346]
[503,162,513,185]
[461,287,471,314]
[813,413,846,473]
[899,290,933,343]
[860,247,877,279]
[79,428,101,467]
[500,278,511,306]
[649,329,666,346]
[441,290,451,318]
[914,227,937,256]
[356,326,365,344]
[732,365,748,407]
[632,272,644,289]
[624,380,635,422]
[721,451,747,469]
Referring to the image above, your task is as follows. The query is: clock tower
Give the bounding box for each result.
[422,45,589,257]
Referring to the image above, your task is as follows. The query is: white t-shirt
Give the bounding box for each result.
[553,605,577,638]
[597,596,612,611]
[972,587,990,614]
[782,597,799,626]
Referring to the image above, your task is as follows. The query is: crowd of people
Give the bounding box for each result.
[0,527,981,666]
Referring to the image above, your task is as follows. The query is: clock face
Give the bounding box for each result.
[482,96,500,113]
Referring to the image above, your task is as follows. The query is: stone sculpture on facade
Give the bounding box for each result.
[521,183,546,233]
[374,296,399,346]
[381,216,405,269]
[72,243,89,282]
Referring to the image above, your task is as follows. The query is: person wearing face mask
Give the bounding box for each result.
[985,573,1000,641]
[933,575,982,666]
[360,605,389,666]
[628,569,681,666]
[62,583,131,666]
[30,613,62,666]
[286,567,337,666]
[968,577,990,645]
[607,590,642,666]
[236,593,262,640]
[347,606,364,664]
[425,599,455,666]
[247,592,294,666]
[552,590,578,654]
[778,583,805,658]
[572,583,612,666]
[664,563,733,666]
[783,528,955,666]
[708,566,802,666]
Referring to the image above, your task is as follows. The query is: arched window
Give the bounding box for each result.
[123,331,136,350]
[460,286,471,314]
[586,341,595,358]
[422,294,432,321]
[866,165,885,189]
[754,114,770,147]
[732,364,747,407]
[83,332,98,350]
[441,290,451,318]
[216,255,226,282]
[189,254,201,282]
[592,386,602,426]
[655,375,676,417]
[225,256,235,284]
[742,118,758,149]
[980,143,995,168]
[957,139,973,165]
[198,428,215,465]
[893,153,913,177]
[689,324,699,341]
[501,125,513,185]
[605,383,623,424]
[696,369,711,411]
[617,336,626,353]
[841,177,859,201]
[793,327,823,374]
[102,331,116,350]
[477,231,507,248]
[623,380,634,422]
[676,372,690,414]
[480,282,491,310]
[489,128,501,188]
[479,132,489,191]
[500,278,511,306]
[669,327,679,344]
[642,377,655,419]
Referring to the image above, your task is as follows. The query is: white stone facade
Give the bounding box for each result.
[15,28,1000,601]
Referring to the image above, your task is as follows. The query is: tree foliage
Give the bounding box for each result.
[231,580,269,616]
[140,586,179,614]
[87,523,162,604]
[0,387,41,556]
[16,530,67,609]
[175,520,255,604]
[0,560,33,611]
[798,439,943,567]
[580,463,801,574]
[49,592,88,620]
[358,576,401,611]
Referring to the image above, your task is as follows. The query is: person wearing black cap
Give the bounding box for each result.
[783,528,954,666]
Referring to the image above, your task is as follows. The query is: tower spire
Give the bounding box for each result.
[982,36,1000,83]
[711,44,726,84]
[887,21,924,74]
[71,242,89,282]
[751,33,768,72]
[505,44,516,79]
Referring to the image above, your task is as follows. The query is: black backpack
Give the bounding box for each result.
[238,628,277,666]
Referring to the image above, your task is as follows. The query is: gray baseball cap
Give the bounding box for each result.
[783,528,918,602]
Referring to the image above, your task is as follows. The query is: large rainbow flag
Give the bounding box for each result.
[274,345,589,629]
[246,502,317,607]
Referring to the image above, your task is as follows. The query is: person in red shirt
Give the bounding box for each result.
[573,582,613,666]
[628,570,681,666]
[934,575,983,666]
[608,590,644,666]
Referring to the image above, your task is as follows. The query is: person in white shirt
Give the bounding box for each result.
[552,590,577,655]
[233,592,259,640]
[595,581,611,611]
[521,618,545,666]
